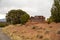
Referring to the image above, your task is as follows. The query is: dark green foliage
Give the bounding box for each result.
[50,0,60,23]
[47,17,53,24]
[0,22,7,27]
[6,9,30,24]
[20,13,30,24]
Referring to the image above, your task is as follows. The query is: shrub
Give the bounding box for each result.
[20,13,30,24]
[50,0,60,23]
[0,24,5,27]
[0,22,7,27]
[47,18,53,24]
[32,27,35,29]
[37,35,43,39]
[32,26,36,29]
[57,31,60,34]
[6,9,30,24]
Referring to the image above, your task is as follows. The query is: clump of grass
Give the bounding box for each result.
[43,38,49,40]
[32,26,38,29]
[57,31,60,34]
[37,35,43,39]
[49,26,52,28]
[0,22,7,27]
[45,30,50,34]
[32,26,36,29]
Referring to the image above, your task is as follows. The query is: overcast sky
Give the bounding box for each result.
[0,0,53,19]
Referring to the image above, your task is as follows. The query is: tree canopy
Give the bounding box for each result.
[6,9,30,24]
[50,0,60,23]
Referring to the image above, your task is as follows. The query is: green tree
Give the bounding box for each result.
[47,17,53,24]
[51,0,60,23]
[6,9,30,24]
[20,13,30,24]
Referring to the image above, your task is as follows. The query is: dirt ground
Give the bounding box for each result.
[2,22,60,40]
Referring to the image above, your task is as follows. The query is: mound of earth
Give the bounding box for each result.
[2,22,60,40]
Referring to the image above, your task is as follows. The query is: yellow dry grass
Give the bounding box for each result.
[2,22,60,40]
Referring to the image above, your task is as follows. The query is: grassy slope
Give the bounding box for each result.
[2,22,60,40]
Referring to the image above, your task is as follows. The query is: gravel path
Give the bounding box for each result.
[0,28,11,40]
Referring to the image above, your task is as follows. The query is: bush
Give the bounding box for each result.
[32,26,38,29]
[47,17,53,24]
[20,13,30,24]
[50,0,60,23]
[6,9,30,24]
[32,26,36,29]
[57,31,60,34]
[37,35,43,39]
[0,22,7,27]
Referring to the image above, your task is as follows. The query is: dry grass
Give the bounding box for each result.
[2,22,60,40]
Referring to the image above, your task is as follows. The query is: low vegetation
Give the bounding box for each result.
[6,9,30,24]
[48,0,60,23]
[0,22,7,27]
[2,23,60,40]
[57,31,60,34]
[32,26,37,29]
[37,35,43,39]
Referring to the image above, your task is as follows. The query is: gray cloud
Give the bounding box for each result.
[0,0,53,19]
